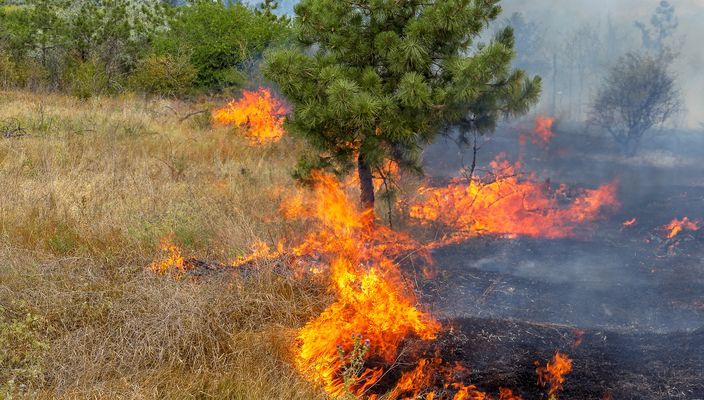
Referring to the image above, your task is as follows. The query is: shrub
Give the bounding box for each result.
[0,50,18,88]
[129,51,197,97]
[153,0,291,91]
[65,58,111,99]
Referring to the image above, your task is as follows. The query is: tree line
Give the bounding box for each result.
[0,0,290,98]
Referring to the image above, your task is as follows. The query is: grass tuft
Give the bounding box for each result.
[0,90,326,399]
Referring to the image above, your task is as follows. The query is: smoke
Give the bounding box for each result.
[499,0,704,128]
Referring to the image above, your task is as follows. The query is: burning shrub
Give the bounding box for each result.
[213,88,289,144]
[409,155,619,243]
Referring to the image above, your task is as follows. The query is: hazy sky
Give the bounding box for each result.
[501,0,704,127]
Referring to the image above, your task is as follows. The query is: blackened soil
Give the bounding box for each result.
[406,124,704,398]
[449,318,704,399]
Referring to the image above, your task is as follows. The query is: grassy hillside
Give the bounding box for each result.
[0,90,326,399]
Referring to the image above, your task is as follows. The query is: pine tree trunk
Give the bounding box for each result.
[357,153,375,212]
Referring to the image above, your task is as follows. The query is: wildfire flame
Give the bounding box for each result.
[212,88,289,144]
[346,158,401,193]
[664,217,700,239]
[149,238,190,278]
[410,155,619,243]
[282,172,440,397]
[622,218,637,227]
[148,153,601,398]
[536,351,573,398]
[231,240,286,268]
[533,116,555,145]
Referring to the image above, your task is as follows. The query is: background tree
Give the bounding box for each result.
[635,0,678,54]
[590,52,681,156]
[153,0,290,91]
[264,0,541,211]
[499,12,547,76]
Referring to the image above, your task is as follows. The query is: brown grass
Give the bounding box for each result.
[0,90,327,399]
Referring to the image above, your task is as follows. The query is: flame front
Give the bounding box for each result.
[410,155,619,243]
[213,88,289,144]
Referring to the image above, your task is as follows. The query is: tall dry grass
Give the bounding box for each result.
[0,90,327,399]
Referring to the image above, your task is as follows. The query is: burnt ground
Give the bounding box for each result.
[437,318,704,399]
[413,122,704,399]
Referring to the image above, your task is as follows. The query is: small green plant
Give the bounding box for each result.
[0,307,49,397]
[47,223,80,255]
[336,333,371,400]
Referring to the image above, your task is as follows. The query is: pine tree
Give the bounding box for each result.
[264,0,541,211]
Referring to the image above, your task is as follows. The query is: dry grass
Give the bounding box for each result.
[0,90,327,399]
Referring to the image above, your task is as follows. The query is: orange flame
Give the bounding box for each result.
[345,158,401,193]
[536,351,573,398]
[622,218,637,227]
[231,240,286,268]
[149,238,190,278]
[498,388,523,400]
[533,116,555,145]
[410,155,619,243]
[664,217,700,239]
[147,162,587,398]
[213,88,289,144]
[283,172,440,397]
[387,357,442,400]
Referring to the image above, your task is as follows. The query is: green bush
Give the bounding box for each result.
[129,50,197,97]
[0,1,291,96]
[13,59,50,91]
[153,0,291,91]
[0,51,18,88]
[66,57,111,100]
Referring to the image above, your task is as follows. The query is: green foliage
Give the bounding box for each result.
[0,51,19,88]
[0,1,291,96]
[0,0,169,94]
[264,0,541,207]
[336,333,371,399]
[153,0,291,91]
[0,306,49,395]
[129,50,197,96]
[66,57,110,100]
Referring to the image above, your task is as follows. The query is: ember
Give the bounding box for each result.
[213,88,289,144]
[622,218,637,227]
[663,217,700,239]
